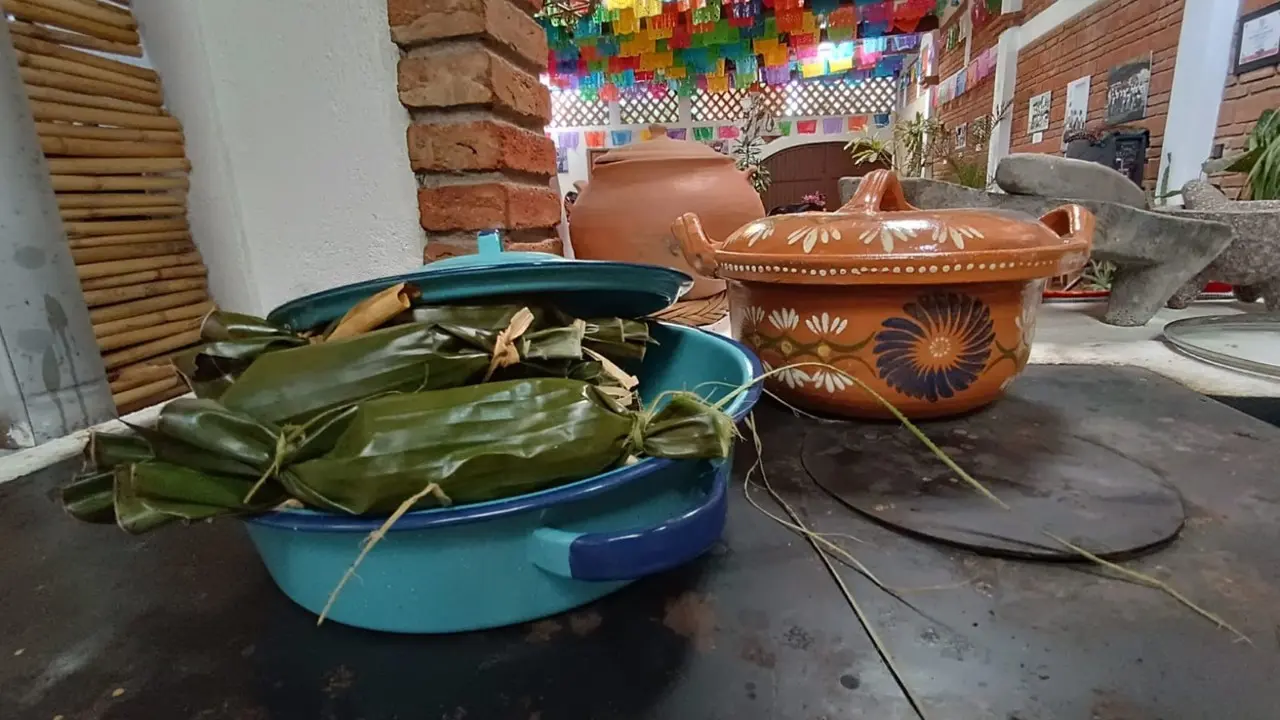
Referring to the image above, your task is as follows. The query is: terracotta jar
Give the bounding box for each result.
[571,136,765,300]
[672,170,1095,419]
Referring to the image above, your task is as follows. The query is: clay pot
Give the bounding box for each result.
[570,136,765,300]
[672,170,1095,419]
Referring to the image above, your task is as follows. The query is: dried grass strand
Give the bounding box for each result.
[316,483,451,626]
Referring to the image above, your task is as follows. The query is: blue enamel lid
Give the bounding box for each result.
[266,231,694,330]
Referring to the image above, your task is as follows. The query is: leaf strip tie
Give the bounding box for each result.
[483,307,536,381]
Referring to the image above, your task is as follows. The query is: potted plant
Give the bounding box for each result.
[1204,108,1280,200]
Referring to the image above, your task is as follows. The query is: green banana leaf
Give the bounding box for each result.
[173,311,309,398]
[65,299,672,534]
[64,425,290,533]
[61,433,153,524]
[64,378,731,532]
[409,305,650,362]
[112,461,287,534]
[216,318,585,425]
[178,305,650,425]
[284,378,732,514]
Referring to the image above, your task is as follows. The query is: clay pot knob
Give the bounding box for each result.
[839,169,918,214]
[671,213,723,278]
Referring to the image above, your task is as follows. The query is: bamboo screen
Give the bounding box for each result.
[5,0,211,414]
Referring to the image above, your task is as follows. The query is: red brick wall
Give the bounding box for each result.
[931,12,1020,178]
[1009,0,1184,190]
[1213,0,1279,199]
[388,0,562,260]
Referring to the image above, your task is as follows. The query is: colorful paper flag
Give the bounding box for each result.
[848,116,868,131]
[797,119,817,134]
[873,114,891,128]
[558,131,581,150]
[667,128,688,140]
[778,120,792,135]
[822,117,843,135]
[693,126,714,142]
[611,129,633,146]
[718,125,741,139]
[585,131,605,148]
[639,127,653,141]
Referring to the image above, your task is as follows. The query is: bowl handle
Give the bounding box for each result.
[671,213,723,278]
[1038,204,1095,265]
[838,169,919,214]
[528,461,728,581]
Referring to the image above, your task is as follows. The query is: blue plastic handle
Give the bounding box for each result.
[529,462,729,582]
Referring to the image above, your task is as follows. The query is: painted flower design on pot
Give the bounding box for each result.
[810,367,855,394]
[930,222,984,250]
[744,305,767,327]
[786,218,843,253]
[768,308,799,330]
[873,292,995,402]
[774,366,810,389]
[804,312,848,336]
[857,220,919,253]
[733,220,776,247]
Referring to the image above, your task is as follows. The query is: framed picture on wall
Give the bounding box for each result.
[1028,91,1051,134]
[1063,76,1091,139]
[1106,54,1151,126]
[1236,1,1280,75]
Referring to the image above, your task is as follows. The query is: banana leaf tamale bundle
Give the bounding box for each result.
[282,378,731,514]
[177,304,650,425]
[63,378,733,533]
[172,311,309,398]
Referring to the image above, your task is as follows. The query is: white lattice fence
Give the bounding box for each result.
[619,90,680,125]
[550,87,609,127]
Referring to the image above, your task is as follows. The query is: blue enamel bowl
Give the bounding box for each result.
[242,322,762,633]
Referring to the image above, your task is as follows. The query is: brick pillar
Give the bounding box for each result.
[388,0,562,261]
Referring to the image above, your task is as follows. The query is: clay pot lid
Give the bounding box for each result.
[595,135,733,165]
[672,170,1096,285]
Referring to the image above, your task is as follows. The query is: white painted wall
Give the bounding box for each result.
[132,0,425,316]
[1156,0,1239,203]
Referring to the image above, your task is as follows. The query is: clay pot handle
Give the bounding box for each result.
[671,213,722,278]
[1038,204,1096,253]
[839,169,919,214]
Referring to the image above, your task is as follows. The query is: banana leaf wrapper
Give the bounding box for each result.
[62,414,294,533]
[173,311,309,398]
[62,378,731,532]
[178,305,650,425]
[283,377,732,515]
[409,305,650,363]
[216,319,584,425]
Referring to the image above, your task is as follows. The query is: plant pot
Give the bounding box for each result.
[671,169,1095,419]
[570,137,764,300]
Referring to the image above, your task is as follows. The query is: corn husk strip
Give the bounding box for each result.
[326,282,420,342]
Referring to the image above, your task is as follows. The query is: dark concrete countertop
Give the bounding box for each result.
[1,366,1278,720]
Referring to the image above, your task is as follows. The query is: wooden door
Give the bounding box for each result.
[762,142,884,212]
